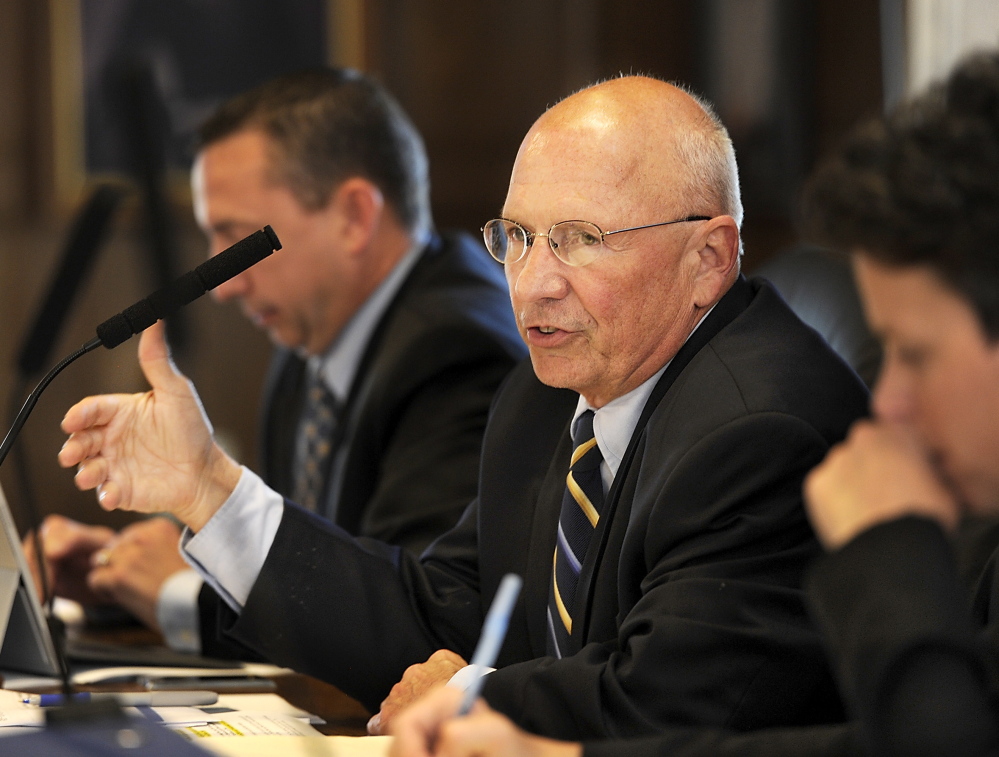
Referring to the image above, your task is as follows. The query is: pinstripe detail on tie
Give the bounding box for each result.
[293,373,341,513]
[547,410,604,658]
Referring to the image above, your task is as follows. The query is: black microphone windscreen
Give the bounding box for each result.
[94,225,281,349]
[96,314,133,350]
[195,225,281,290]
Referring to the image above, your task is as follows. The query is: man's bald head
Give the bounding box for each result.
[500,75,744,406]
[515,76,742,227]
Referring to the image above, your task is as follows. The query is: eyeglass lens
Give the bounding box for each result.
[483,219,604,266]
[483,220,520,262]
[549,222,603,266]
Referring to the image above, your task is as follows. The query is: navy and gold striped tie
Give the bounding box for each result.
[547,409,604,658]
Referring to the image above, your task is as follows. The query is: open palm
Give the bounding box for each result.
[59,321,241,531]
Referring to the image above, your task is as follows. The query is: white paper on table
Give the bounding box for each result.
[175,712,322,738]
[0,700,220,730]
[199,734,392,757]
[0,707,43,728]
[0,690,42,727]
[126,704,221,727]
[211,693,324,724]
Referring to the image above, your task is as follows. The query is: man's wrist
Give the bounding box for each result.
[182,467,284,611]
[533,738,582,757]
[821,500,960,552]
[185,447,242,532]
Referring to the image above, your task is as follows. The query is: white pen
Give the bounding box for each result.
[458,573,523,716]
[22,691,219,707]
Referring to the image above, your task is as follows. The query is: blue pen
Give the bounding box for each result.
[23,691,218,707]
[458,572,522,716]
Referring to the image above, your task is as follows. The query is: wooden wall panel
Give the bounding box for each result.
[0,0,884,532]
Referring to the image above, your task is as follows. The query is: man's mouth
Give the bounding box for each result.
[246,305,277,328]
[525,325,573,347]
[519,307,583,345]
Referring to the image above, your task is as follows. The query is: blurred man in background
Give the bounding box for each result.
[30,68,524,657]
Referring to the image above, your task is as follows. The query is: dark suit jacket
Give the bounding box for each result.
[580,723,865,757]
[213,275,870,740]
[574,518,999,756]
[257,231,525,552]
[199,231,525,655]
[806,517,999,757]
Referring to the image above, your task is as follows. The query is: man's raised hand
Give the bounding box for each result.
[58,321,241,532]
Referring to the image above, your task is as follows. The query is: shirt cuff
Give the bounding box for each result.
[156,569,204,654]
[445,664,494,691]
[182,467,285,612]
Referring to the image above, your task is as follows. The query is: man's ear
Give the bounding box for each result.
[329,177,385,255]
[690,216,740,307]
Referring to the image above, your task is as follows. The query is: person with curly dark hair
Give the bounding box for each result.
[26,69,526,658]
[801,50,999,757]
[805,53,999,339]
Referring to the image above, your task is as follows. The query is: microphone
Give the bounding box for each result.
[0,225,282,470]
[0,224,281,720]
[95,225,281,349]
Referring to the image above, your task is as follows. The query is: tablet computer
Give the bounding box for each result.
[0,482,61,675]
[0,485,238,674]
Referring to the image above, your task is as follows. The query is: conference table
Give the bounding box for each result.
[34,621,373,737]
[264,673,370,736]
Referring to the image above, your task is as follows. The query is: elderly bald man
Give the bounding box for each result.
[58,76,867,741]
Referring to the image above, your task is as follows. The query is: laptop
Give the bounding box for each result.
[0,484,234,674]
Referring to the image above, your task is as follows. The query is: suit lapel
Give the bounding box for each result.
[573,275,755,642]
[320,240,445,521]
[261,351,307,499]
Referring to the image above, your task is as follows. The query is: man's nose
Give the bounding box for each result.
[508,240,569,302]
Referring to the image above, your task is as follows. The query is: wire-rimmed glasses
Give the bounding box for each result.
[481,216,711,267]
